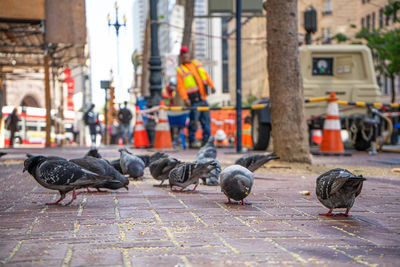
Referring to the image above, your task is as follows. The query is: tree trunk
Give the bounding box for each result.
[182,0,195,49]
[390,74,396,103]
[266,0,311,163]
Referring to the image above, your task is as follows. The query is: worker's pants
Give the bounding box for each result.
[189,100,210,145]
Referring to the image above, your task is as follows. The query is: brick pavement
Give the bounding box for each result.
[0,147,399,266]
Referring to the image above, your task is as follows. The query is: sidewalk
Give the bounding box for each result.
[0,147,399,266]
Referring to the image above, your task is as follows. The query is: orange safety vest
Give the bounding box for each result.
[242,123,253,148]
[176,59,208,95]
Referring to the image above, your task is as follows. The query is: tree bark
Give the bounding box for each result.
[266,0,311,163]
[140,15,151,96]
[182,0,195,49]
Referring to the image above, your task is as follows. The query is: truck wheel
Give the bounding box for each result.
[252,113,271,150]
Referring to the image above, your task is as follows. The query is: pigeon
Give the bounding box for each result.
[220,165,254,205]
[316,168,366,216]
[196,136,217,159]
[169,160,219,191]
[119,148,145,179]
[149,157,181,186]
[70,156,129,191]
[110,159,124,174]
[23,155,114,205]
[26,153,65,161]
[85,148,102,158]
[0,152,7,158]
[137,152,168,167]
[235,153,279,172]
[194,157,221,186]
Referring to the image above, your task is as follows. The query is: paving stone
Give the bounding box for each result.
[0,147,399,266]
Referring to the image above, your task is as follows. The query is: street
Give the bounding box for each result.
[0,146,399,266]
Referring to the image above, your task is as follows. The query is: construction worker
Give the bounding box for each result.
[176,46,216,148]
[242,116,253,151]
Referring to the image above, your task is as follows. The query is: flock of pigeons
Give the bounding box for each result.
[22,136,366,216]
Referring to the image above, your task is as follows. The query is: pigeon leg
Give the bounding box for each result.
[319,209,333,216]
[240,200,251,205]
[65,189,77,206]
[192,183,199,192]
[46,192,65,205]
[344,208,350,216]
[225,198,233,205]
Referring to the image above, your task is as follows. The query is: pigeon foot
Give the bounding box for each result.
[319,209,334,216]
[241,200,251,205]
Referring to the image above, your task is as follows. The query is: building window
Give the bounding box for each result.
[372,12,375,30]
[322,0,332,15]
[366,14,371,30]
[393,9,398,23]
[386,13,390,26]
[379,9,384,28]
[361,17,365,28]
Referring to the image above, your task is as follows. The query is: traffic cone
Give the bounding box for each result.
[313,92,351,156]
[118,138,123,146]
[134,106,150,148]
[153,101,172,149]
[311,129,323,145]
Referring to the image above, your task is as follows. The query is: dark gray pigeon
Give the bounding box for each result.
[196,136,217,159]
[137,152,168,167]
[169,160,219,191]
[235,153,279,172]
[23,155,114,205]
[316,168,366,216]
[85,148,102,158]
[149,157,181,186]
[220,165,254,205]
[70,156,129,191]
[119,148,145,179]
[194,157,221,186]
[110,159,123,174]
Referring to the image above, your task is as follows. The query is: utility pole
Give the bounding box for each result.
[44,50,51,147]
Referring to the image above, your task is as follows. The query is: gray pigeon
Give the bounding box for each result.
[149,157,181,186]
[196,136,217,159]
[235,153,279,172]
[23,155,114,205]
[169,160,219,191]
[220,165,254,205]
[137,152,168,167]
[70,156,129,191]
[119,148,145,179]
[110,159,124,174]
[316,168,366,216]
[85,148,102,158]
[194,157,221,186]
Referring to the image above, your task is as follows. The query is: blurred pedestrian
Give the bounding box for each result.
[118,101,133,145]
[83,104,99,147]
[5,107,20,148]
[109,119,120,145]
[176,46,216,148]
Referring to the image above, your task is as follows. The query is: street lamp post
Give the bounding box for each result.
[108,1,126,74]
[148,0,162,108]
[146,0,163,147]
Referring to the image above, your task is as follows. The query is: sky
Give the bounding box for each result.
[86,0,134,108]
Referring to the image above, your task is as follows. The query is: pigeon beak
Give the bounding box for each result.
[22,167,26,173]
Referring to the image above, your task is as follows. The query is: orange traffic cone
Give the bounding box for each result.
[311,129,323,145]
[118,137,123,146]
[153,101,172,149]
[313,92,351,156]
[134,106,150,148]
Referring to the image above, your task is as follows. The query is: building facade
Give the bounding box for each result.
[227,0,399,104]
